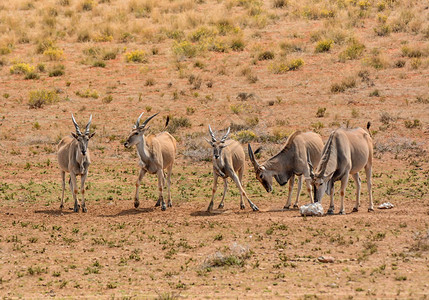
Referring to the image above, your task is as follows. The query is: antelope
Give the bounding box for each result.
[124,112,176,211]
[57,114,95,212]
[308,122,374,215]
[248,131,324,209]
[206,125,259,212]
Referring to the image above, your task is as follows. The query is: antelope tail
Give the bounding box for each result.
[164,116,170,130]
[366,121,372,138]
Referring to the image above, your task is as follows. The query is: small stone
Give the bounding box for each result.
[318,256,335,263]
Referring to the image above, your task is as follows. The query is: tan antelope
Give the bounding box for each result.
[57,115,95,212]
[124,112,177,211]
[248,131,323,209]
[206,125,259,212]
[308,122,374,215]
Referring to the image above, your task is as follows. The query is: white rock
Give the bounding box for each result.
[378,202,394,209]
[300,202,324,216]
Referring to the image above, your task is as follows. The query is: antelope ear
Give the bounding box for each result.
[89,131,96,139]
[71,132,78,139]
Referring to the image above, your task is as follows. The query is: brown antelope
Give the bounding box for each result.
[308,122,374,215]
[206,125,259,212]
[57,115,95,212]
[248,131,323,209]
[124,113,177,211]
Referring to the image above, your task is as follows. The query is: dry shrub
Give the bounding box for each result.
[270,58,304,73]
[339,39,365,62]
[330,76,356,93]
[28,90,59,109]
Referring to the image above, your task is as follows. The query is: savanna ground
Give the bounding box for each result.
[0,0,428,298]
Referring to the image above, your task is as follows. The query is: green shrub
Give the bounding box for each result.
[43,48,64,60]
[25,72,40,80]
[49,64,65,77]
[316,107,326,118]
[10,63,35,75]
[230,38,245,51]
[234,130,257,143]
[270,58,304,73]
[404,119,421,128]
[330,77,356,93]
[258,50,275,60]
[172,41,198,58]
[339,39,365,62]
[401,45,426,58]
[28,90,59,109]
[167,116,192,134]
[125,50,147,63]
[189,26,216,42]
[76,89,99,99]
[92,60,106,68]
[315,39,333,53]
[36,39,56,54]
[273,0,287,8]
[102,95,113,104]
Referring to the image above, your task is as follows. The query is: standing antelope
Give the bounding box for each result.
[248,131,323,209]
[57,114,95,212]
[124,112,176,211]
[206,125,259,212]
[308,122,374,215]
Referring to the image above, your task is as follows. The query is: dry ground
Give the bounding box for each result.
[0,0,428,298]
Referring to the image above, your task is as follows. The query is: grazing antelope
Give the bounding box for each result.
[248,131,323,209]
[308,122,374,215]
[124,113,177,211]
[206,125,259,212]
[57,115,95,212]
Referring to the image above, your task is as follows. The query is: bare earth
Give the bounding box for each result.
[0,0,428,298]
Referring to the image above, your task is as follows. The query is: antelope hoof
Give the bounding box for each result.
[155,200,161,207]
[161,204,166,211]
[368,207,374,212]
[60,204,64,210]
[240,204,245,210]
[73,204,80,213]
[252,205,259,212]
[339,210,346,215]
[293,204,299,209]
[283,205,290,210]
[167,202,172,208]
[352,207,358,213]
[134,201,140,208]
[327,208,335,215]
[217,203,224,209]
[82,206,87,213]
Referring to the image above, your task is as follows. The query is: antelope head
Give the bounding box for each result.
[71,114,95,156]
[307,151,330,202]
[248,144,273,193]
[124,112,158,148]
[205,125,230,160]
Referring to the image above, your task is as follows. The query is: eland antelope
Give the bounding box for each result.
[206,125,259,212]
[308,122,374,215]
[57,114,95,212]
[248,131,323,209]
[124,113,177,211]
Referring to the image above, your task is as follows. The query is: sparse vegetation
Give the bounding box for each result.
[28,89,59,109]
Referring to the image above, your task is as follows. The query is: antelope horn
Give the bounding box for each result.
[85,114,92,135]
[135,112,144,128]
[208,124,217,142]
[71,114,82,135]
[220,127,230,143]
[248,143,260,169]
[140,113,159,128]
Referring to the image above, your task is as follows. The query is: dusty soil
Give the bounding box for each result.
[0,0,428,298]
